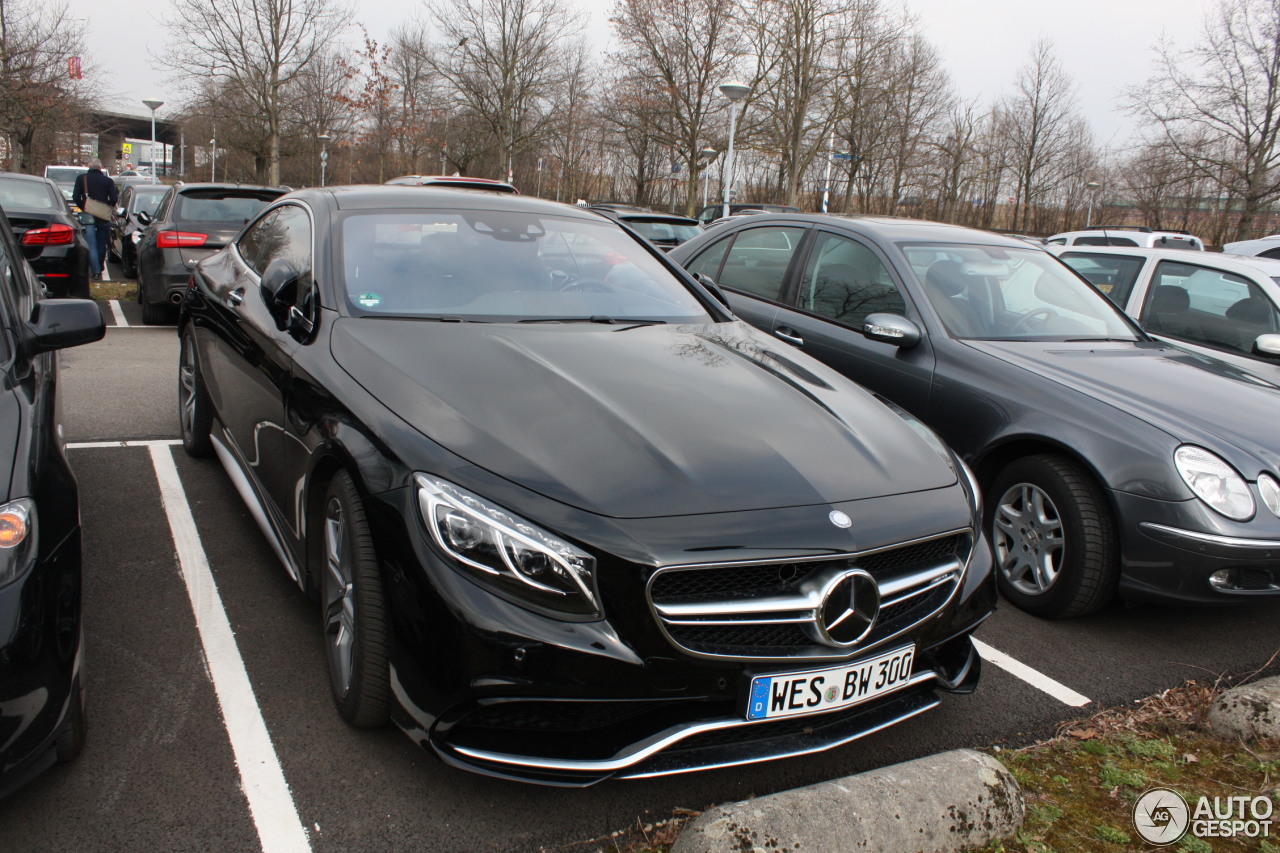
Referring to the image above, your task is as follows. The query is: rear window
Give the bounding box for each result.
[44,167,82,186]
[174,190,281,224]
[0,177,60,211]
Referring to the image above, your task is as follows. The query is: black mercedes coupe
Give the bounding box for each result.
[176,186,994,785]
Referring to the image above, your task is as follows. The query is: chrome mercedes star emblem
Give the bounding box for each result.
[829,510,852,528]
[815,570,880,647]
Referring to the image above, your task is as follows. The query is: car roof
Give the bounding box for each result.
[600,210,699,224]
[292,185,601,219]
[724,212,1035,248]
[0,170,55,185]
[1051,243,1280,273]
[385,175,518,193]
[172,182,285,193]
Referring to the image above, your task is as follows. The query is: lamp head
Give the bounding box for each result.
[142,97,165,112]
[718,81,751,102]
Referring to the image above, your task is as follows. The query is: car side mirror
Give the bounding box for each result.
[693,272,731,309]
[115,207,125,217]
[135,211,152,226]
[862,312,922,348]
[260,257,301,329]
[26,299,105,354]
[1255,333,1280,358]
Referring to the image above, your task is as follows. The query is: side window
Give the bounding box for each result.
[796,231,904,326]
[1059,252,1145,306]
[239,205,311,283]
[236,208,279,273]
[713,226,806,300]
[685,237,731,282]
[1142,261,1278,355]
[1106,237,1140,247]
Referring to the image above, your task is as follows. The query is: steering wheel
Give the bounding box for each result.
[1008,307,1058,335]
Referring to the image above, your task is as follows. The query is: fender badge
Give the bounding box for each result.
[829,510,852,529]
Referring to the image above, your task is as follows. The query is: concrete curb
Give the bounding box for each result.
[669,749,1024,853]
[1208,674,1280,740]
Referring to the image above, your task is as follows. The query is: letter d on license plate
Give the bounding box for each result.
[745,645,916,721]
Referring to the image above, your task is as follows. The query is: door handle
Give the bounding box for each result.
[227,288,245,307]
[774,327,804,346]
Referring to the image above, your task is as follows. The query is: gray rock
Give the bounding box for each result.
[1209,675,1280,741]
[670,749,1023,853]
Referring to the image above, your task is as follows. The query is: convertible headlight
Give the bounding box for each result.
[1259,473,1280,518]
[0,498,37,588]
[415,475,600,619]
[1174,446,1255,521]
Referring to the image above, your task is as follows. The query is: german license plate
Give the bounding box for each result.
[745,645,916,721]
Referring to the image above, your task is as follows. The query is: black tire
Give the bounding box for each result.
[319,471,390,727]
[55,673,86,763]
[987,454,1119,618]
[178,330,214,457]
[141,300,173,326]
[122,246,137,280]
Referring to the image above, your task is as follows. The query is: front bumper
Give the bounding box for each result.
[373,487,995,786]
[1116,490,1280,604]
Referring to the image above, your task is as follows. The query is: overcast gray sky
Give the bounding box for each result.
[71,0,1215,146]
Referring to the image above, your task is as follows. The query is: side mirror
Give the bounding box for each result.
[260,257,300,330]
[27,299,105,354]
[1255,333,1280,358]
[693,272,731,309]
[135,211,152,226]
[114,207,125,217]
[862,312,922,348]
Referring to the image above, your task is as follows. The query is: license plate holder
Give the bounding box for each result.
[745,645,916,721]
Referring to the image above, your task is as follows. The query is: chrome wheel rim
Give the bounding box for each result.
[179,340,197,440]
[323,496,356,697]
[992,482,1065,596]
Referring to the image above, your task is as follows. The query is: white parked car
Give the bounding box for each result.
[1050,245,1280,376]
[1222,235,1280,259]
[1046,226,1204,251]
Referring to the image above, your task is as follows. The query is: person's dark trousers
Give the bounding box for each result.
[87,220,110,277]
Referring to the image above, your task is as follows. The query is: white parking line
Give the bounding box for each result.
[68,439,182,449]
[108,300,128,327]
[148,444,312,853]
[972,637,1091,707]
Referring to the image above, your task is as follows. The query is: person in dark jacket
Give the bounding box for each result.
[72,158,119,281]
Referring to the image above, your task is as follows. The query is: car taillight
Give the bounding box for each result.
[157,231,208,248]
[20,223,75,246]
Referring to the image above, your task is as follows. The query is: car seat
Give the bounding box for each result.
[923,260,990,336]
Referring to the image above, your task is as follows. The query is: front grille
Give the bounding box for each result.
[648,531,972,661]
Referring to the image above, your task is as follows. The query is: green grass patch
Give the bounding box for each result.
[91,280,136,301]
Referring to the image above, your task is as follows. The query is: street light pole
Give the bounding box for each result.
[318,133,331,187]
[143,97,164,176]
[209,139,217,182]
[822,131,835,214]
[719,81,751,220]
[1085,180,1101,227]
[698,147,718,208]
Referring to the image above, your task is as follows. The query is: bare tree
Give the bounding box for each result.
[161,0,351,185]
[0,0,93,171]
[998,40,1091,232]
[609,0,745,214]
[1129,0,1280,239]
[425,0,583,183]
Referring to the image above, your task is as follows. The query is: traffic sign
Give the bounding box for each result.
[122,143,132,154]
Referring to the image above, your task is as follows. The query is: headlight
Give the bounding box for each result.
[415,475,600,619]
[0,498,37,587]
[1259,473,1280,518]
[1174,446,1255,521]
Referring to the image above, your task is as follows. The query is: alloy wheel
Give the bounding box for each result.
[992,481,1066,596]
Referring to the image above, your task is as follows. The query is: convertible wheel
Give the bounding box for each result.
[320,472,390,727]
[178,331,214,457]
[988,454,1119,618]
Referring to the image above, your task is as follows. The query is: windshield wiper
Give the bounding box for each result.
[518,316,667,327]
[1062,337,1138,342]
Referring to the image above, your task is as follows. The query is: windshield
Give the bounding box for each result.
[625,219,701,245]
[901,243,1140,341]
[0,177,60,211]
[339,210,712,323]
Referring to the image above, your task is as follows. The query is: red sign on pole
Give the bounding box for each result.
[67,56,82,80]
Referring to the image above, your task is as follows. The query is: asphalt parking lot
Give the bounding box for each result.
[2,291,1279,853]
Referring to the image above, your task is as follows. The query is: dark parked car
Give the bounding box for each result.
[670,214,1280,617]
[589,207,701,252]
[385,175,518,193]
[0,211,105,798]
[0,172,91,298]
[109,183,169,279]
[136,182,286,324]
[178,186,994,785]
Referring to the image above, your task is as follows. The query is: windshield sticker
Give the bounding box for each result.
[356,292,382,308]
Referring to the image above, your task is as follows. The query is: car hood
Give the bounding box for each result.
[331,320,958,518]
[969,339,1280,471]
